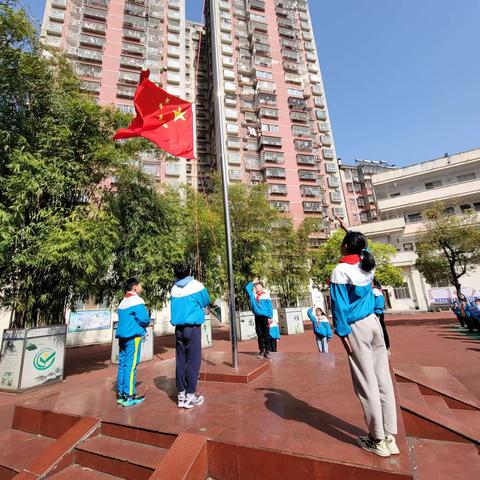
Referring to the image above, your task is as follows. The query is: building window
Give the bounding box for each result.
[457,172,475,182]
[473,202,480,212]
[407,213,423,223]
[393,284,411,300]
[443,206,455,215]
[403,243,414,252]
[346,182,354,192]
[425,180,442,190]
[460,204,472,212]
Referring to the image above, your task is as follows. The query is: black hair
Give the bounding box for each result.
[373,277,382,289]
[315,306,326,316]
[174,262,191,280]
[254,280,265,288]
[125,277,140,292]
[341,231,376,272]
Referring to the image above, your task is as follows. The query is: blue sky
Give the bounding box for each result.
[22,0,480,167]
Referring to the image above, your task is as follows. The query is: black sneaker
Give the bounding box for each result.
[263,351,270,359]
[257,350,265,359]
[116,394,126,405]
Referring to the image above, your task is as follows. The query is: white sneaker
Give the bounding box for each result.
[357,436,391,457]
[183,393,204,409]
[385,434,400,454]
[177,391,186,408]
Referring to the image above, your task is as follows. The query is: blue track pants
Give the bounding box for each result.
[117,336,142,397]
[175,325,201,394]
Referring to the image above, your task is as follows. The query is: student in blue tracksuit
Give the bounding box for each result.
[116,277,151,407]
[330,222,399,458]
[307,307,332,353]
[246,280,273,359]
[465,298,480,332]
[268,316,281,352]
[170,262,210,409]
[373,279,390,352]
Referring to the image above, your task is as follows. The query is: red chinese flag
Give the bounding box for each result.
[114,69,194,159]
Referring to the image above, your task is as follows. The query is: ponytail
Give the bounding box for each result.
[341,231,376,272]
[360,250,376,273]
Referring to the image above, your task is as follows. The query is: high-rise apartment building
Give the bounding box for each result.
[41,0,199,187]
[339,159,397,226]
[205,0,346,233]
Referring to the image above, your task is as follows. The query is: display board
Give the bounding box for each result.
[68,309,111,333]
[235,311,257,341]
[278,308,304,335]
[0,326,66,393]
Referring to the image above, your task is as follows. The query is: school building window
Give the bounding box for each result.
[393,284,411,300]
[403,243,414,252]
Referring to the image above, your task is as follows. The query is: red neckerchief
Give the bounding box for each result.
[126,292,137,298]
[255,291,265,303]
[339,254,361,265]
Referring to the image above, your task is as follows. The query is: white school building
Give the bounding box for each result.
[357,148,480,311]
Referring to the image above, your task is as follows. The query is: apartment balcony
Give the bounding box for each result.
[288,97,308,110]
[220,21,232,33]
[318,121,330,133]
[122,42,144,55]
[298,169,317,181]
[77,47,103,62]
[223,69,235,80]
[325,162,337,173]
[169,0,181,10]
[265,167,286,179]
[249,20,268,33]
[297,1,308,13]
[292,125,312,138]
[49,9,65,22]
[296,154,315,165]
[295,139,313,152]
[285,73,303,85]
[219,0,229,10]
[316,110,327,121]
[283,60,301,72]
[81,80,100,93]
[262,151,284,164]
[250,0,266,11]
[259,136,282,149]
[84,6,107,21]
[168,22,181,34]
[377,178,480,213]
[228,153,241,165]
[270,201,290,212]
[322,148,335,159]
[278,27,298,39]
[168,33,180,45]
[277,17,295,29]
[238,61,252,73]
[45,35,61,47]
[227,137,241,149]
[117,85,136,99]
[281,38,301,50]
[290,110,311,122]
[123,28,144,42]
[85,0,109,8]
[168,45,181,57]
[252,43,271,57]
[327,176,340,188]
[229,169,242,181]
[166,163,181,176]
[300,186,322,197]
[222,44,234,55]
[321,135,332,146]
[275,7,289,17]
[251,32,269,45]
[256,81,276,93]
[259,107,279,119]
[357,217,406,237]
[282,49,300,62]
[312,84,323,96]
[124,3,146,17]
[301,21,311,31]
[330,191,342,203]
[268,184,288,195]
[118,70,140,84]
[221,33,233,44]
[304,41,315,51]
[46,22,63,35]
[309,63,320,74]
[80,33,106,49]
[303,202,323,213]
[120,55,142,68]
[52,0,67,7]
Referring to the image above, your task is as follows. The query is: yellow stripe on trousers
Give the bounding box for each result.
[129,337,141,396]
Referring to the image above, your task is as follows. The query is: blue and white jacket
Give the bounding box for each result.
[246,282,273,318]
[330,257,375,337]
[307,308,333,339]
[170,276,210,326]
[373,287,385,315]
[269,318,281,340]
[116,292,150,339]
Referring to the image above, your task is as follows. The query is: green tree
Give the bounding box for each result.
[270,219,315,307]
[101,168,187,308]
[311,229,404,289]
[415,202,480,299]
[211,182,278,310]
[0,2,138,327]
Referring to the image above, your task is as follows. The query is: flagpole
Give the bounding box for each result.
[209,0,238,369]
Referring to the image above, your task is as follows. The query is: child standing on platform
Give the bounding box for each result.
[330,225,399,458]
[307,307,332,353]
[170,263,210,409]
[116,278,151,407]
[246,280,273,359]
[268,316,281,352]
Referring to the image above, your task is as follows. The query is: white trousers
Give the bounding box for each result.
[348,314,397,439]
[315,335,329,353]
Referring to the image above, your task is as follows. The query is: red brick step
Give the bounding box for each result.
[49,464,121,479]
[75,435,167,480]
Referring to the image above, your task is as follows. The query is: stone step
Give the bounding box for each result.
[450,409,480,433]
[75,435,167,480]
[0,429,54,474]
[423,395,458,420]
[50,464,122,479]
[397,382,429,409]
[408,437,480,479]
